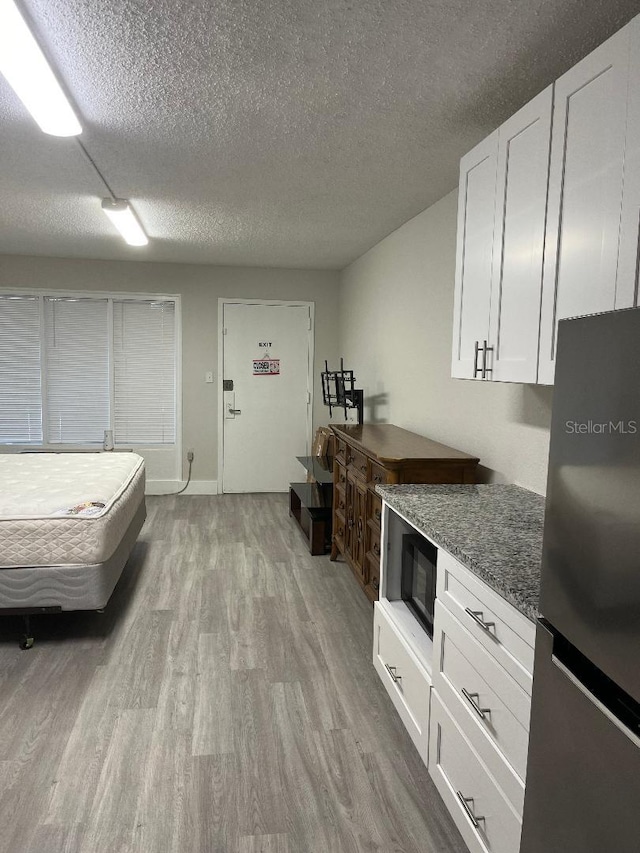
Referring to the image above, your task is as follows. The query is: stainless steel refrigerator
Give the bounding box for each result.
[520,308,640,853]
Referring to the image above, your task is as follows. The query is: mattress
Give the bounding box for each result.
[0,453,145,569]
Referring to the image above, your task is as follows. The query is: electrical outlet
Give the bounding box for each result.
[187,449,194,462]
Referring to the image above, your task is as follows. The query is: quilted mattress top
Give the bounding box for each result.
[0,452,144,520]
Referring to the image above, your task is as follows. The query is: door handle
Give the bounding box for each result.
[228,408,242,415]
[482,339,494,379]
[473,340,483,378]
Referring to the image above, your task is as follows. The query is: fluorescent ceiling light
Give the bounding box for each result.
[101,199,149,247]
[0,0,82,136]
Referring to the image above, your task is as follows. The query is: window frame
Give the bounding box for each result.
[0,288,182,475]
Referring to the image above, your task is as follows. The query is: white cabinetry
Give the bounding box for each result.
[452,132,499,379]
[538,18,640,384]
[429,554,535,853]
[452,89,552,383]
[452,14,640,386]
[373,602,431,762]
[373,504,536,853]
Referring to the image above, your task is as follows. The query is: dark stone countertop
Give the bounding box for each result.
[376,484,545,622]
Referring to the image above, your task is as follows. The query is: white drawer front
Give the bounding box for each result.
[434,602,529,808]
[437,549,535,693]
[429,691,522,853]
[373,603,431,760]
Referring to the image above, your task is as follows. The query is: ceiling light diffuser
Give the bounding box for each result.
[0,0,82,136]
[101,199,149,247]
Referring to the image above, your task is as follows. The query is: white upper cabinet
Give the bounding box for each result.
[451,89,552,383]
[489,87,553,383]
[538,18,640,384]
[451,132,498,379]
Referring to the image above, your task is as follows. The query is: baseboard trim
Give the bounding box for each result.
[146,480,219,496]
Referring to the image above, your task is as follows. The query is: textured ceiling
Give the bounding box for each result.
[0,0,639,270]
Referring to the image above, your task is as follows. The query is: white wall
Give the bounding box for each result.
[339,190,553,495]
[0,254,340,490]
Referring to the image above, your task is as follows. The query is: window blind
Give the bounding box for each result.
[44,297,110,443]
[113,300,176,444]
[0,295,43,443]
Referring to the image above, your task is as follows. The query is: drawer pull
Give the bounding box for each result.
[384,663,402,684]
[360,464,368,474]
[373,542,381,557]
[465,607,497,638]
[461,687,491,720]
[456,791,485,829]
[374,508,382,522]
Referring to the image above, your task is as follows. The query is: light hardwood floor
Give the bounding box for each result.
[0,494,466,853]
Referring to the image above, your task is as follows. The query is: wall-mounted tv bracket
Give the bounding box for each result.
[321,358,364,425]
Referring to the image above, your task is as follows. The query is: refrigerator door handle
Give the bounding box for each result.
[551,655,640,748]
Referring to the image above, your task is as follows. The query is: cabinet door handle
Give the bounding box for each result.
[464,607,497,638]
[374,508,382,523]
[473,340,483,378]
[482,339,494,379]
[461,687,491,720]
[384,663,401,683]
[373,542,381,557]
[456,791,485,828]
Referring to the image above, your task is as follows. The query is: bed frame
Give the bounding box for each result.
[0,499,146,649]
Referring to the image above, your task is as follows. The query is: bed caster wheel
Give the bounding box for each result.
[20,636,34,651]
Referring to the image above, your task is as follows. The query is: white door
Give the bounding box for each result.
[451,131,499,379]
[221,301,313,493]
[489,86,553,383]
[538,21,636,385]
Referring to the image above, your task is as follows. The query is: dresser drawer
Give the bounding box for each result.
[367,520,382,561]
[335,437,347,466]
[434,602,529,809]
[335,483,346,514]
[429,691,522,853]
[368,490,383,527]
[437,550,535,694]
[349,448,369,480]
[365,553,380,597]
[369,461,387,486]
[335,461,347,488]
[373,603,430,760]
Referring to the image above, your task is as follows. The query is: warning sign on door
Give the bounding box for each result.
[253,358,280,375]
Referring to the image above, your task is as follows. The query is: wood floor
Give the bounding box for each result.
[0,494,466,853]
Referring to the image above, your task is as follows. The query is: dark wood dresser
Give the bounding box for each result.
[330,424,479,602]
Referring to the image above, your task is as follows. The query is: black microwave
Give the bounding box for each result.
[400,531,437,638]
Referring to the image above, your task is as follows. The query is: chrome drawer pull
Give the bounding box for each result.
[384,663,401,684]
[461,687,491,720]
[456,791,485,828]
[465,607,497,638]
